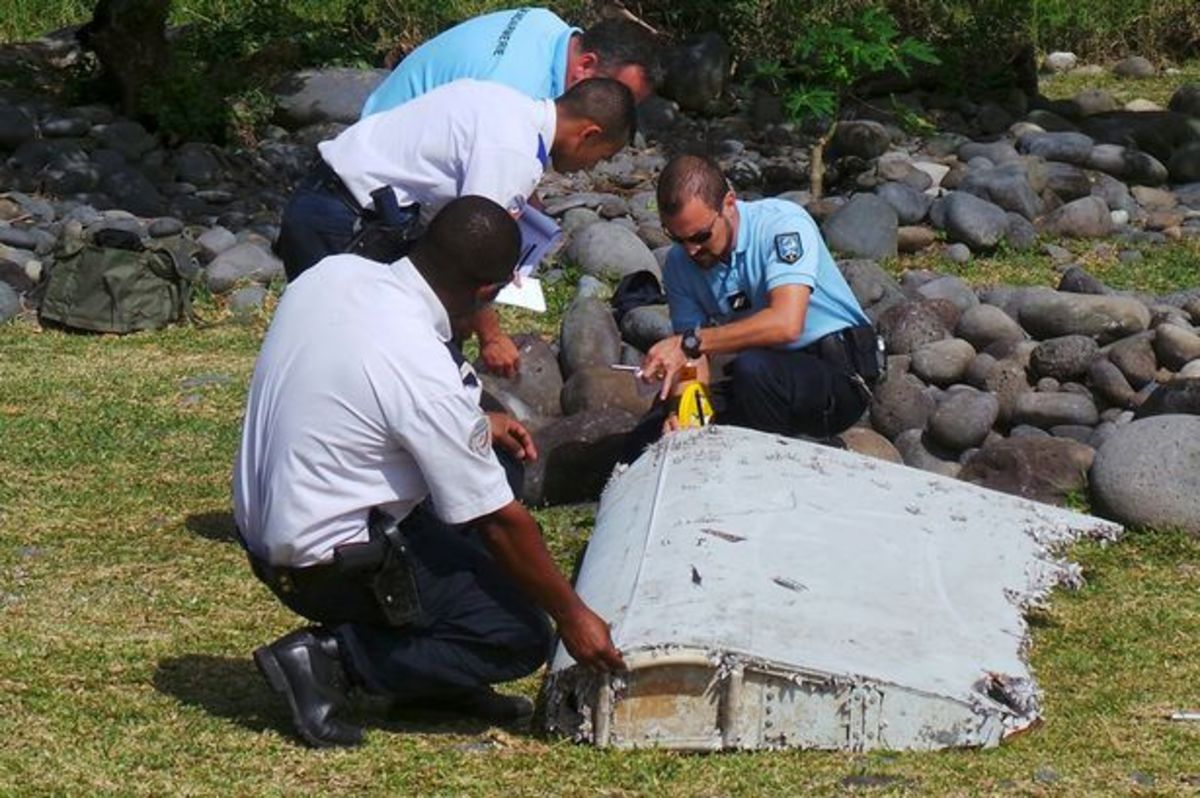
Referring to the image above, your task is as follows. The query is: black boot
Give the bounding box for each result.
[254,626,364,748]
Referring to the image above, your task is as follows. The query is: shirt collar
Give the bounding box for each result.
[731,200,751,260]
[537,99,556,167]
[389,257,451,342]
[550,28,581,97]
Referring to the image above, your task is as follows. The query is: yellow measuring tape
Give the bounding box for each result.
[676,381,714,429]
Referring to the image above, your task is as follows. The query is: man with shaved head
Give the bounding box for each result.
[639,154,879,441]
[237,197,624,748]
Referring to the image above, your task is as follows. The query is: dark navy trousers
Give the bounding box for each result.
[621,346,868,463]
[275,169,361,283]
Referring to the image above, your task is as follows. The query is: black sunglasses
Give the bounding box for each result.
[664,209,721,246]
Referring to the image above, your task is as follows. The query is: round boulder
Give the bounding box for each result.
[1153,323,1200,370]
[1030,335,1099,381]
[566,221,660,281]
[960,436,1095,506]
[559,296,622,378]
[821,194,899,259]
[479,334,564,421]
[869,372,935,440]
[956,304,1026,350]
[1090,414,1200,532]
[910,338,977,386]
[1012,392,1099,428]
[1018,291,1150,341]
[1133,378,1200,419]
[840,426,903,463]
[928,388,999,451]
[877,301,951,355]
[940,191,1010,250]
[561,366,653,416]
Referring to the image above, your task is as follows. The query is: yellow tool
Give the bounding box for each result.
[676,374,714,429]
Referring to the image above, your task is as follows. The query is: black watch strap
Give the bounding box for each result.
[681,327,702,359]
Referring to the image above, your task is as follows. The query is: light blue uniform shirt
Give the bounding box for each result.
[361,8,578,117]
[663,199,870,350]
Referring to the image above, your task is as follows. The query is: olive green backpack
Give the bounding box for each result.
[39,229,199,334]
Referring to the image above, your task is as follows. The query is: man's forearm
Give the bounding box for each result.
[477,502,583,622]
[696,307,800,354]
[472,305,504,344]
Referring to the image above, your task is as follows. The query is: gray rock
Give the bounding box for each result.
[964,352,999,388]
[917,275,978,313]
[0,105,36,150]
[95,120,157,161]
[1042,161,1094,202]
[1112,56,1156,79]
[1134,379,1200,418]
[560,366,654,417]
[957,140,1020,164]
[1050,424,1095,443]
[561,207,601,237]
[274,67,390,127]
[956,303,1027,350]
[148,217,184,238]
[1073,89,1120,116]
[204,241,283,293]
[840,426,903,463]
[566,221,659,281]
[1090,414,1200,532]
[928,388,999,451]
[662,33,729,113]
[1169,143,1200,184]
[559,296,621,378]
[960,437,1095,506]
[1089,358,1137,407]
[524,408,640,506]
[1012,392,1099,428]
[837,259,906,318]
[821,195,898,259]
[1178,360,1200,378]
[0,282,19,323]
[575,275,607,300]
[940,191,1010,250]
[869,372,935,440]
[1009,424,1051,438]
[943,242,971,263]
[831,120,891,160]
[1036,376,1061,392]
[1167,83,1200,117]
[958,163,1042,220]
[897,225,936,253]
[227,285,267,315]
[1005,213,1038,250]
[479,335,564,421]
[543,192,623,217]
[875,181,932,224]
[892,429,961,478]
[877,301,951,355]
[910,338,976,386]
[635,96,681,141]
[620,304,673,351]
[1017,131,1094,165]
[1018,291,1150,341]
[1108,335,1158,388]
[1039,195,1114,238]
[1042,52,1078,73]
[1058,265,1111,296]
[1153,324,1200,370]
[197,226,237,260]
[1030,335,1099,380]
[172,143,222,187]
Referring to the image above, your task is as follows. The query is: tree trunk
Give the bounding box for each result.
[78,0,172,118]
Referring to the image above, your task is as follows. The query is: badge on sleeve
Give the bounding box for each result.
[775,232,803,263]
[469,416,492,456]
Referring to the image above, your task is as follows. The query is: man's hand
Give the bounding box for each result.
[641,334,688,400]
[557,603,626,672]
[480,333,520,377]
[487,412,537,461]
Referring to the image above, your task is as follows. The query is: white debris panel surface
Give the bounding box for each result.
[541,426,1123,752]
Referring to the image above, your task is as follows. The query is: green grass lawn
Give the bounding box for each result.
[2,249,1199,795]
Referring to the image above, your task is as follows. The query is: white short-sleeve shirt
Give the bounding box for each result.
[232,254,514,567]
[318,79,555,228]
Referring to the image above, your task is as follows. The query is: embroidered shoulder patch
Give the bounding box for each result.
[469,416,491,456]
[775,232,803,264]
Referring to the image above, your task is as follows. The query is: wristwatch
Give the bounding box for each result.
[681,327,703,359]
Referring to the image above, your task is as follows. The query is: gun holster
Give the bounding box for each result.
[333,508,422,627]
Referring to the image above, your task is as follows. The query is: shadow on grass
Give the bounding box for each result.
[186,511,239,544]
[153,654,508,742]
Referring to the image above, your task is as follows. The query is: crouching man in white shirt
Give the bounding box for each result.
[236,196,624,748]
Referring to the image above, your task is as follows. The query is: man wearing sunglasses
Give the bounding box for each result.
[639,154,877,440]
[237,197,624,748]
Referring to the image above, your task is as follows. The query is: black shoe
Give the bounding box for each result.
[394,686,534,724]
[253,627,364,748]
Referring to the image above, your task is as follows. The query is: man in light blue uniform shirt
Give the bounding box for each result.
[361,8,659,116]
[641,154,876,439]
